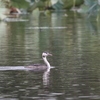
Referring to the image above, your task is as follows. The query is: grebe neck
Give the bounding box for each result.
[43,56,50,68]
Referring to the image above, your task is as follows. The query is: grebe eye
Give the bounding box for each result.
[42,56,45,57]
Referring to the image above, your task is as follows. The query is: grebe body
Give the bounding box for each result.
[25,52,52,72]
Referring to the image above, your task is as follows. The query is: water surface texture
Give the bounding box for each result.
[0,11,100,100]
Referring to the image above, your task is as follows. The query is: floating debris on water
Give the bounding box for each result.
[3,18,29,22]
[26,27,67,29]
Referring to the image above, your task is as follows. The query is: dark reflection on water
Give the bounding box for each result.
[0,11,100,100]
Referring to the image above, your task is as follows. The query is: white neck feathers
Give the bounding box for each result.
[43,56,50,68]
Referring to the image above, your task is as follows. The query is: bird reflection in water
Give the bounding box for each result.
[43,67,50,87]
[25,52,52,87]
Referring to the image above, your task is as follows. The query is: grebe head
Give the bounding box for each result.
[42,52,52,57]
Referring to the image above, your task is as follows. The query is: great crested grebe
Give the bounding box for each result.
[25,52,52,71]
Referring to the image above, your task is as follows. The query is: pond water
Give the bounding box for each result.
[0,11,100,100]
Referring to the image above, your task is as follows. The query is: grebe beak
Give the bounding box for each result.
[48,53,52,56]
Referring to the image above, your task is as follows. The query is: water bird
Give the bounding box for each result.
[25,52,52,72]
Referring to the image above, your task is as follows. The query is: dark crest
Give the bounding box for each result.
[43,51,48,54]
